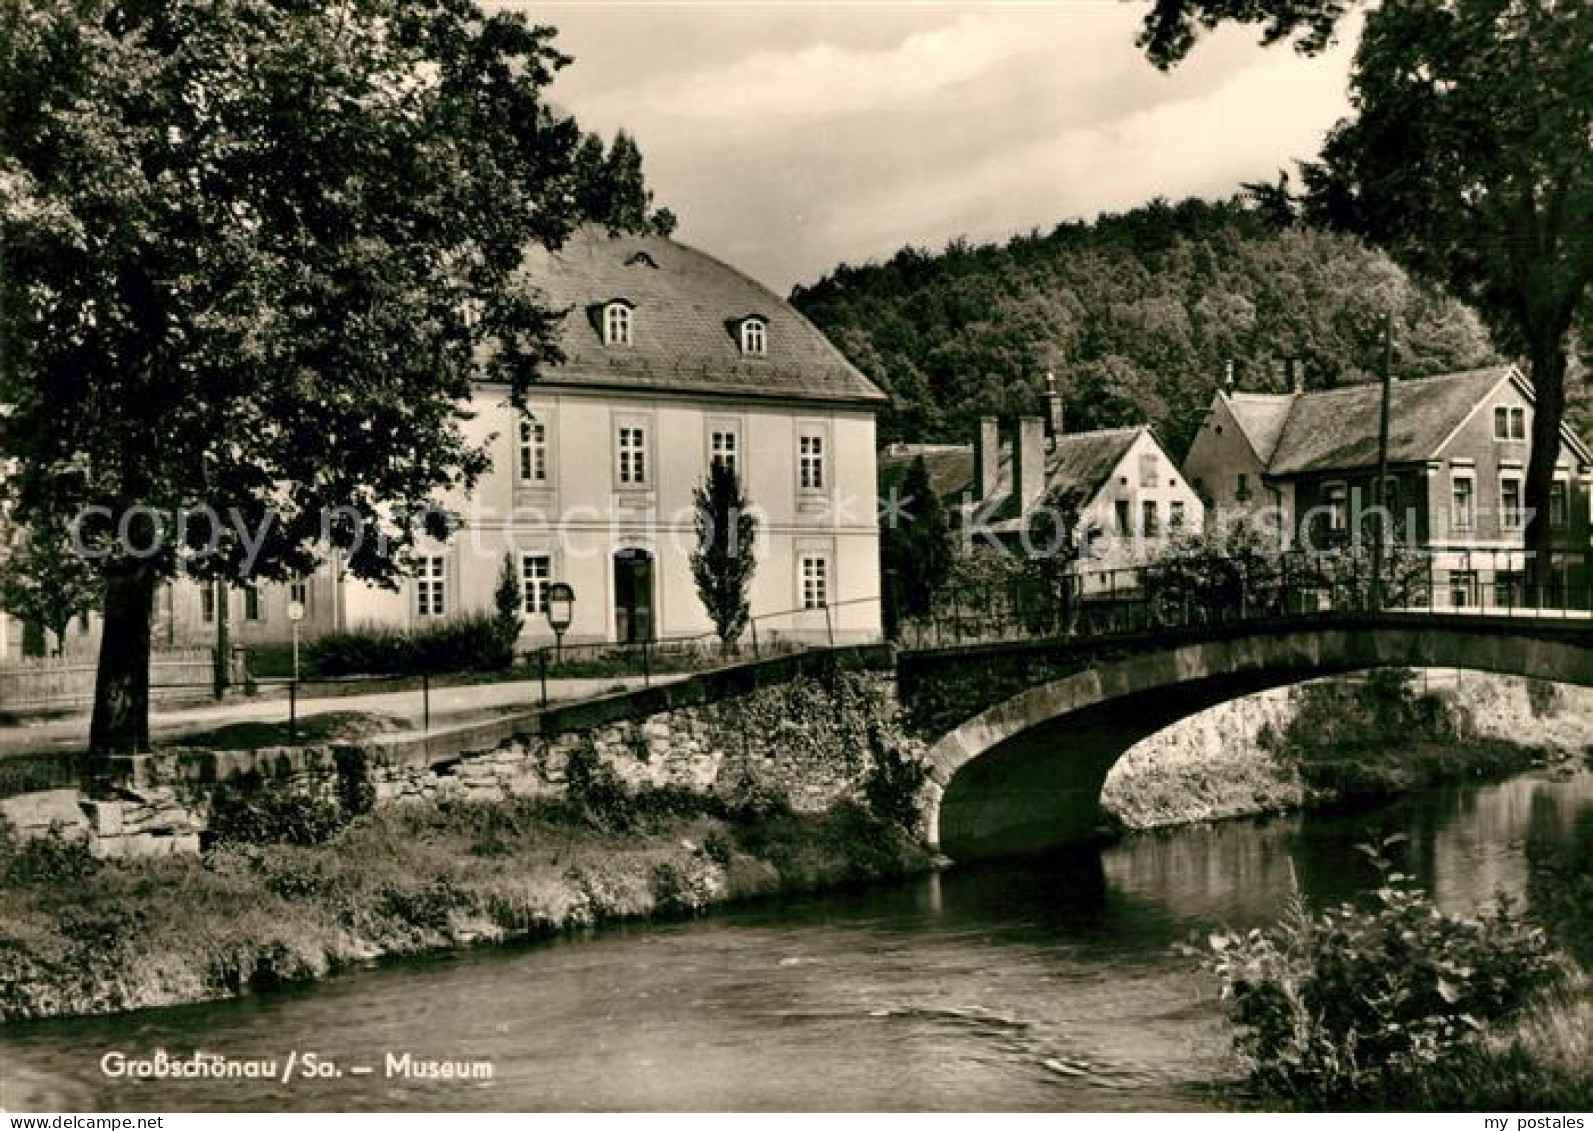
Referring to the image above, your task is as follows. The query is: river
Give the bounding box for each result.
[3,769,1588,1112]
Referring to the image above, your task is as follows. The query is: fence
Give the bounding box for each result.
[524,596,884,705]
[0,648,240,711]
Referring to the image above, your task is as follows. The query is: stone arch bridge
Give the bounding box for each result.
[894,614,1593,860]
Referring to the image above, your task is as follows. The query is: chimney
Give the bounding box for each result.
[974,416,1000,502]
[1015,415,1046,512]
[1223,359,1236,394]
[1288,358,1304,396]
[1043,370,1065,438]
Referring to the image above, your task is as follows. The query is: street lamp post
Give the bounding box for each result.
[287,600,305,683]
[545,582,574,663]
[286,600,305,743]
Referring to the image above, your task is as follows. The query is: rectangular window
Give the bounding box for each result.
[201,586,216,625]
[1236,472,1251,501]
[617,425,648,486]
[1139,451,1159,488]
[1141,500,1159,537]
[1494,571,1523,608]
[289,580,308,607]
[604,303,632,346]
[1450,569,1477,608]
[801,555,829,609]
[1494,405,1526,441]
[416,555,447,618]
[1451,476,1474,533]
[243,584,262,622]
[1550,480,1568,529]
[1500,476,1524,530]
[1115,499,1131,537]
[521,554,550,616]
[799,434,825,491]
[1169,500,1186,531]
[710,429,738,475]
[518,417,548,483]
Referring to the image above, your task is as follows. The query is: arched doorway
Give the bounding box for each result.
[614,548,655,643]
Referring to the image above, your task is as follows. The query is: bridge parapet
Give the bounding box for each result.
[898,612,1593,740]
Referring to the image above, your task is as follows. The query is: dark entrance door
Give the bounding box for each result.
[614,549,655,643]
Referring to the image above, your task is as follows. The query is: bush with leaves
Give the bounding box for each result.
[308,613,513,677]
[1201,838,1564,1107]
[1144,523,1287,624]
[490,553,525,668]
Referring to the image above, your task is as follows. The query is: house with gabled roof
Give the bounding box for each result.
[1183,364,1593,607]
[881,380,1203,587]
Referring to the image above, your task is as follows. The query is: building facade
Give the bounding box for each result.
[1182,365,1593,606]
[5,226,887,659]
[881,382,1204,592]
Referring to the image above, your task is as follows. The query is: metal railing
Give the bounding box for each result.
[895,548,1592,650]
[524,595,886,707]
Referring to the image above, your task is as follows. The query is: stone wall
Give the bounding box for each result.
[0,663,913,858]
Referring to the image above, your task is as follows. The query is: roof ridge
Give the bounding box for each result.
[1293,365,1509,398]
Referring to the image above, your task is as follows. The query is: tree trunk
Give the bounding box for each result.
[88,562,158,758]
[1524,342,1568,607]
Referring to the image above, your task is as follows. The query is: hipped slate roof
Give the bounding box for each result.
[880,426,1145,526]
[516,225,887,406]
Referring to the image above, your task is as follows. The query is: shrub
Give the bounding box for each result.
[2,826,99,884]
[563,742,635,831]
[307,613,509,677]
[1201,838,1564,1107]
[863,727,931,832]
[651,859,716,917]
[208,774,348,846]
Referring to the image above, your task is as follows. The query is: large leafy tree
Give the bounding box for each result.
[1138,0,1593,589]
[0,520,103,657]
[0,0,659,755]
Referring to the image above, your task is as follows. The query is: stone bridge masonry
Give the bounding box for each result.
[899,614,1593,859]
[3,614,1589,863]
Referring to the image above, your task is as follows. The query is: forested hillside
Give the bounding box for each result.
[791,197,1504,458]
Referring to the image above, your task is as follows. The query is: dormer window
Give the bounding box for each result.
[739,317,767,357]
[625,251,658,269]
[603,301,633,346]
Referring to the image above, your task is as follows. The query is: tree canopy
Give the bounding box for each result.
[791,196,1496,457]
[0,0,668,751]
[1134,0,1592,586]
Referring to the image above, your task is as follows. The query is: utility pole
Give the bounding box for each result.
[1370,311,1393,610]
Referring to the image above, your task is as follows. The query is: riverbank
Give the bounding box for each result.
[0,788,931,1023]
[1104,669,1590,830]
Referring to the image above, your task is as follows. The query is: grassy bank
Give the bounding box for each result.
[1260,669,1555,803]
[0,786,931,1023]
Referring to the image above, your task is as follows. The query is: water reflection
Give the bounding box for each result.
[2,771,1588,1113]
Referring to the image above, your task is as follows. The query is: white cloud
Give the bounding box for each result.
[818,35,1355,265]
[579,11,1075,127]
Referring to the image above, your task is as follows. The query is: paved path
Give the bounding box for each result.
[0,674,686,758]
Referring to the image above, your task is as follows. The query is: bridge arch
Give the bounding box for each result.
[919,622,1593,860]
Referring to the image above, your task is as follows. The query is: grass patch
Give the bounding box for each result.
[0,782,933,1022]
[1260,669,1550,802]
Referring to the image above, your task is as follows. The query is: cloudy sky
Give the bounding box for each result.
[508,2,1359,294]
